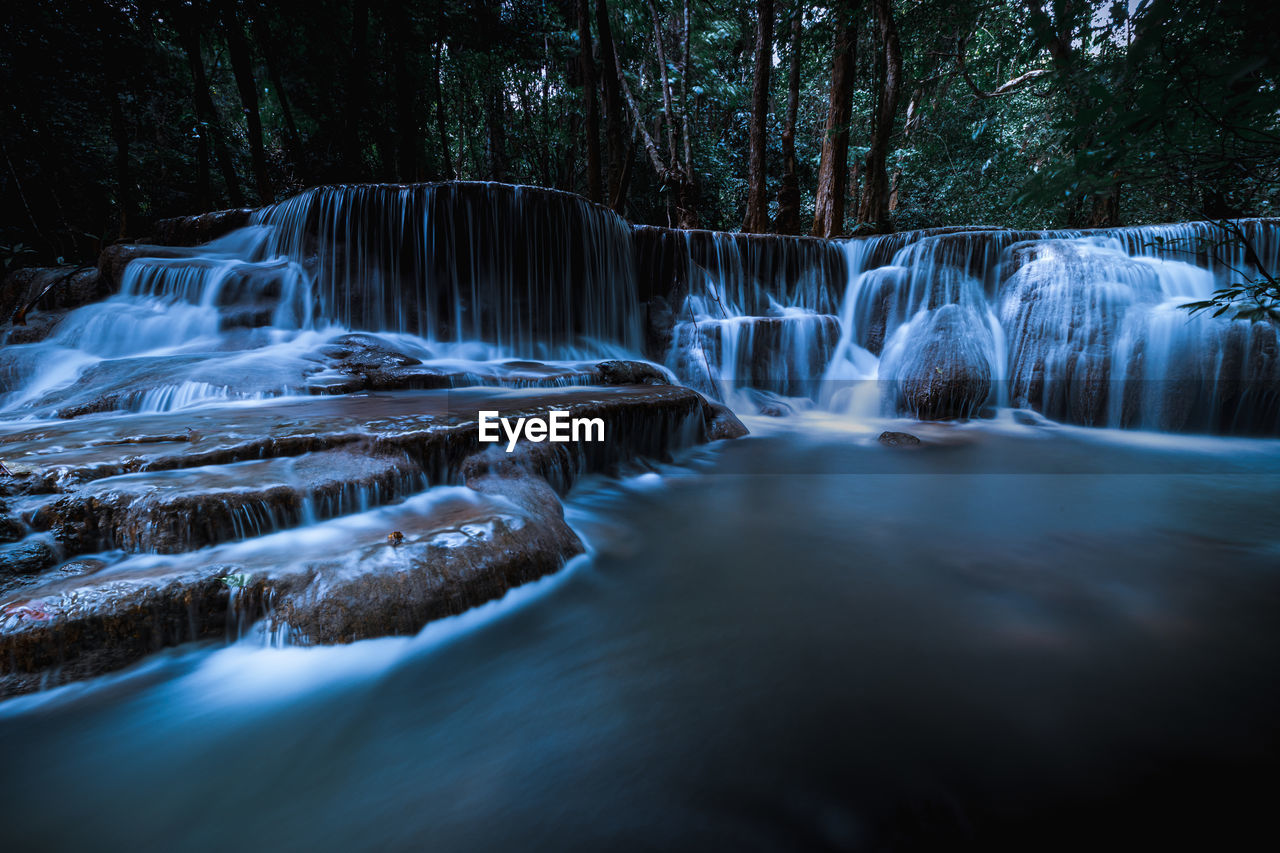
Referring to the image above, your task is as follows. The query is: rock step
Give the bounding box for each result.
[2,384,729,493]
[0,474,580,697]
[33,449,427,555]
[0,384,747,696]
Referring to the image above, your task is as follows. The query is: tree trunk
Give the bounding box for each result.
[220,0,273,204]
[774,0,803,234]
[252,15,306,183]
[108,89,132,239]
[811,1,859,237]
[390,2,419,181]
[485,83,508,181]
[577,0,602,202]
[1089,182,1121,226]
[432,39,453,179]
[176,7,242,207]
[342,0,370,178]
[595,0,626,211]
[859,0,901,232]
[742,0,774,233]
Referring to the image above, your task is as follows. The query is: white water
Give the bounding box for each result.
[2,184,1275,435]
[668,219,1278,434]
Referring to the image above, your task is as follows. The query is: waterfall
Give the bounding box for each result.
[653,228,848,403]
[256,183,640,352]
[803,220,1278,434]
[0,184,643,418]
[2,181,1275,435]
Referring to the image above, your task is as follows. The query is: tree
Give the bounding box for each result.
[342,0,370,178]
[174,2,242,207]
[617,0,698,227]
[741,0,773,233]
[595,0,627,210]
[858,0,901,231]
[577,0,602,203]
[220,0,273,203]
[812,0,860,237]
[774,0,803,235]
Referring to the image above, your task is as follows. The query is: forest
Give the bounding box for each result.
[1,0,1277,266]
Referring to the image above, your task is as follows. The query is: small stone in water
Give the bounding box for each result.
[878,431,922,448]
[388,531,405,546]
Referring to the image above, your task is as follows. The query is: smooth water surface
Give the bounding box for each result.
[2,420,1278,851]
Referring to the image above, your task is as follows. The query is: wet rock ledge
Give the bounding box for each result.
[0,384,746,697]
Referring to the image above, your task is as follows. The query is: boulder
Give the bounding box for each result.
[880,305,994,420]
[1000,241,1165,426]
[703,400,750,440]
[1,265,107,322]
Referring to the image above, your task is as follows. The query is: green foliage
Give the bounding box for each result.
[1173,223,1280,323]
[0,0,1276,260]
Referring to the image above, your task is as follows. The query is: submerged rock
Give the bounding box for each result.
[0,500,25,543]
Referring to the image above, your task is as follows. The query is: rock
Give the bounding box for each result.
[0,568,235,696]
[273,471,584,644]
[851,267,909,356]
[97,243,191,291]
[2,310,67,345]
[0,383,746,695]
[702,400,749,441]
[594,360,669,386]
[999,241,1166,426]
[320,333,423,371]
[0,539,57,576]
[880,305,994,421]
[877,430,922,447]
[0,515,25,544]
[1,266,107,322]
[740,388,796,417]
[33,449,426,555]
[149,208,253,246]
[1118,313,1280,435]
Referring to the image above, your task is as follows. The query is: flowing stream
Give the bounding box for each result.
[1,185,1278,848]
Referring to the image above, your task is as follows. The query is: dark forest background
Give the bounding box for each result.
[1,0,1276,267]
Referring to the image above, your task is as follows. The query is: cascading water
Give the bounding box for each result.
[1,181,1274,435]
[654,228,849,404]
[4,186,1280,848]
[0,184,644,419]
[257,183,641,351]
[677,217,1279,435]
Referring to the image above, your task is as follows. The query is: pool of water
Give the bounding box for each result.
[3,417,1279,851]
